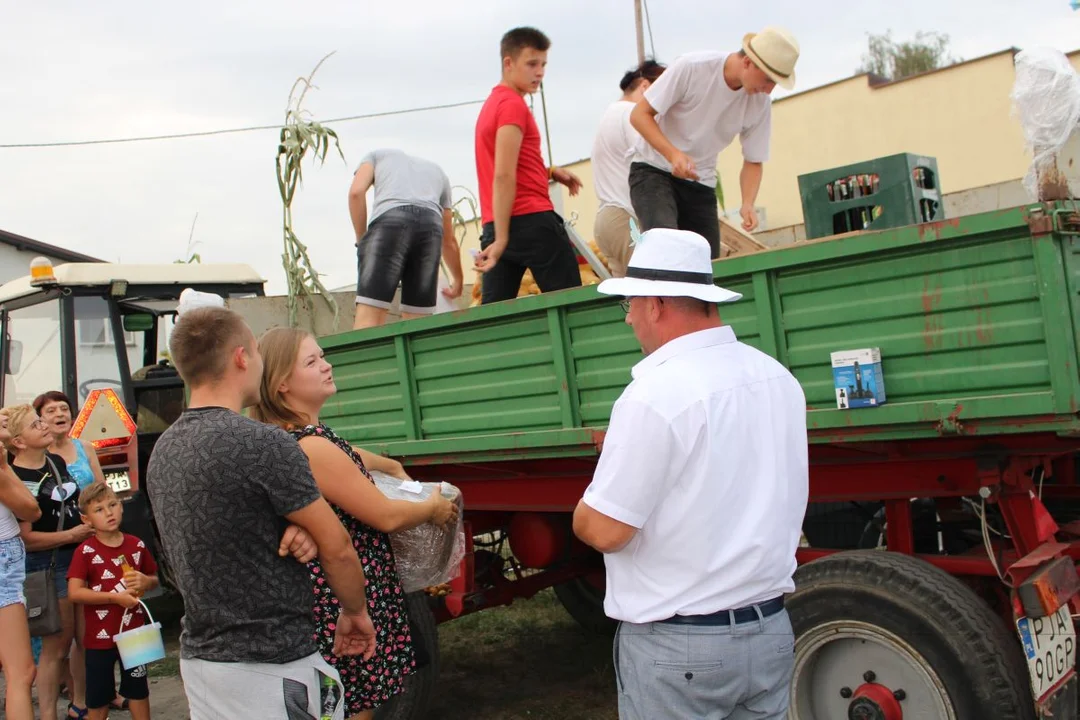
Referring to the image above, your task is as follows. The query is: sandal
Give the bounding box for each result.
[110,696,131,711]
[67,704,88,719]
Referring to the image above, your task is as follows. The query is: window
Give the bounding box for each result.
[78,317,136,347]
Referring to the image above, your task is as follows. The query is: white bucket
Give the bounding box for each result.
[112,600,165,670]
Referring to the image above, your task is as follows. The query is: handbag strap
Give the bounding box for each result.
[43,455,68,570]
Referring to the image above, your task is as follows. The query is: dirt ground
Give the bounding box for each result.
[2,589,617,720]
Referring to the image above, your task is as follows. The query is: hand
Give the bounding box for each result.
[334,609,377,659]
[551,167,582,196]
[425,485,459,528]
[278,524,318,564]
[669,150,699,181]
[740,204,759,232]
[68,524,95,544]
[388,462,412,481]
[114,591,140,610]
[123,570,150,595]
[441,280,463,301]
[474,243,505,274]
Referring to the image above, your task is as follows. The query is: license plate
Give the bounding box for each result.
[1017,602,1077,701]
[105,472,132,493]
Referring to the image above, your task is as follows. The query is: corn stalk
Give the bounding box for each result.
[275,52,344,328]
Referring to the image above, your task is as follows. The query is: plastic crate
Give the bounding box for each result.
[798,153,945,240]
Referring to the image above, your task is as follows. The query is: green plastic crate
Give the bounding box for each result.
[798,152,944,240]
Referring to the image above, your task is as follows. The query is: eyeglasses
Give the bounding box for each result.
[619,299,632,313]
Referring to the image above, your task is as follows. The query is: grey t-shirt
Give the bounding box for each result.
[146,407,322,663]
[359,148,452,223]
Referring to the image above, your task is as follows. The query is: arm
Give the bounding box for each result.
[0,464,41,522]
[348,163,375,243]
[68,578,140,609]
[630,99,697,181]
[20,520,92,552]
[81,439,107,485]
[302,436,455,532]
[573,501,638,554]
[440,209,464,300]
[475,124,523,273]
[738,161,764,232]
[351,445,410,481]
[285,497,369,614]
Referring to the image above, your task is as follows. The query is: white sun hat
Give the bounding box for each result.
[596,228,742,304]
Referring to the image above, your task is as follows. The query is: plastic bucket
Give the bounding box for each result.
[112,600,165,670]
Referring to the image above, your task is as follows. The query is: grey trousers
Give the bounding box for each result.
[181,652,345,720]
[614,607,795,720]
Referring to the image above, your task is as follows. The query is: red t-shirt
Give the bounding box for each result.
[475,84,554,225]
[68,534,158,650]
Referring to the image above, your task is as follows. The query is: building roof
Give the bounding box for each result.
[0,228,102,263]
[0,262,265,305]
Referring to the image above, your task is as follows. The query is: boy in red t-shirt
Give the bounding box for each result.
[473,26,584,304]
[67,482,158,720]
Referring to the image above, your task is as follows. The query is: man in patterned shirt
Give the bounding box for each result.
[147,305,376,720]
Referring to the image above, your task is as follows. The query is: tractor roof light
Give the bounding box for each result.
[28,257,57,287]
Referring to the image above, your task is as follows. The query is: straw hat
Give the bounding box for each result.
[742,26,800,90]
[596,228,742,304]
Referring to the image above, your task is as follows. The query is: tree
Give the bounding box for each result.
[858,30,960,81]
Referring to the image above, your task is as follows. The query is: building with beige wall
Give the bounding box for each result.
[454,47,1079,288]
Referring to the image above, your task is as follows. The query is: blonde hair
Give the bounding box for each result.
[79,481,118,514]
[1,404,37,453]
[248,326,312,430]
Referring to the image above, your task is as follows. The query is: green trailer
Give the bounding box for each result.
[3,201,1080,719]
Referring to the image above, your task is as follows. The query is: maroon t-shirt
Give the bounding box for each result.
[68,534,157,650]
[474,84,553,225]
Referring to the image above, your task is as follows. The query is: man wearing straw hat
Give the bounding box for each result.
[572,228,809,719]
[628,27,800,256]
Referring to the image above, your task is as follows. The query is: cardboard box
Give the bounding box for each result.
[831,348,886,409]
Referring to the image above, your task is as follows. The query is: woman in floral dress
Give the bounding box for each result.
[251,327,458,720]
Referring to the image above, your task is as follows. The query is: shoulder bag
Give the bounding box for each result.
[23,456,70,636]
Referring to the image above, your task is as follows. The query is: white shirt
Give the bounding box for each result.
[591,100,638,213]
[582,326,808,624]
[0,502,20,541]
[632,51,772,187]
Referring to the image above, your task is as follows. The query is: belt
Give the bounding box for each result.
[658,596,785,626]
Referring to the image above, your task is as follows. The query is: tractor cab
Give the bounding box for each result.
[0,257,265,578]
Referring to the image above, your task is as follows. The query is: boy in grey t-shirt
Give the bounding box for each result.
[348,148,465,329]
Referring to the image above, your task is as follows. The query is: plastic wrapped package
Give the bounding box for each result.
[370,470,466,593]
[1011,48,1080,200]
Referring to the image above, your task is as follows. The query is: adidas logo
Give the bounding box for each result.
[112,558,123,566]
[92,556,104,565]
[96,629,109,640]
[101,570,115,580]
[133,552,142,565]
[83,546,95,554]
[137,541,145,549]
[130,665,147,678]
[97,610,109,620]
[92,585,102,592]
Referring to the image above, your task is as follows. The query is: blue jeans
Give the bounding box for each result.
[0,536,27,608]
[25,547,75,599]
[614,607,795,720]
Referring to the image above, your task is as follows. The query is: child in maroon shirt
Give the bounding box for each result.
[68,482,158,720]
[473,26,584,304]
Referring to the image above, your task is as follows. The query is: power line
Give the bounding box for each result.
[642,0,657,58]
[0,99,483,150]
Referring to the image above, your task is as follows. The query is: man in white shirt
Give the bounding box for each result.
[628,27,800,258]
[590,59,666,277]
[572,228,809,719]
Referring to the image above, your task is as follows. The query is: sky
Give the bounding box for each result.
[2,0,1079,295]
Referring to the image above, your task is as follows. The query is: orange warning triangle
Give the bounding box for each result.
[70,388,136,449]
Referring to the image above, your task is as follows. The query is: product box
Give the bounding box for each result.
[831,348,886,409]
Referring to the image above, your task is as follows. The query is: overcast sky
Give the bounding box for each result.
[2,0,1078,294]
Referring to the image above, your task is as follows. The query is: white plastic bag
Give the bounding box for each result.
[370,471,466,593]
[1011,48,1080,199]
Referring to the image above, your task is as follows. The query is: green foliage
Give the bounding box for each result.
[275,52,345,328]
[174,212,202,264]
[858,30,959,81]
[715,177,725,212]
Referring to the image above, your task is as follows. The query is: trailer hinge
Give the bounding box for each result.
[935,403,965,435]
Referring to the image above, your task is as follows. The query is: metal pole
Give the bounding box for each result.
[634,0,645,64]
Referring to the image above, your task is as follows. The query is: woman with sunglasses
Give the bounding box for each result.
[0,408,44,720]
[3,405,93,720]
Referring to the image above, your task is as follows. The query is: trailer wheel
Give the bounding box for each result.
[787,550,1035,720]
[554,577,616,636]
[374,592,439,720]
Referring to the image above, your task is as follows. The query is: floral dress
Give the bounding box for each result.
[292,423,416,713]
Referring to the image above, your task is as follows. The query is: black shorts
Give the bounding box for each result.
[479,210,582,304]
[85,647,149,709]
[628,162,721,258]
[356,205,443,314]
